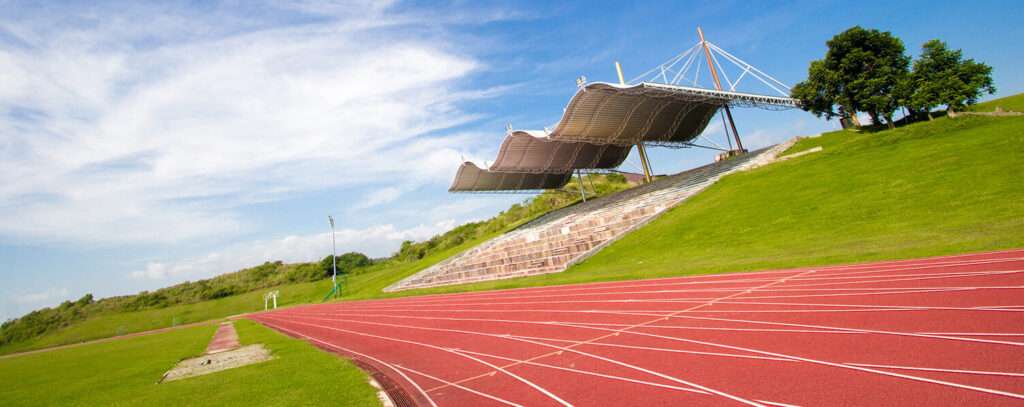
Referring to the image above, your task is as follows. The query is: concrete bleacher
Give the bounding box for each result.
[384,139,797,292]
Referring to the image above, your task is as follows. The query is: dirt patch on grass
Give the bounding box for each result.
[160,344,272,383]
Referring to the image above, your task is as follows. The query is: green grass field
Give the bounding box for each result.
[0,213,527,356]
[394,114,1024,292]
[5,110,1022,359]
[0,320,379,406]
[3,100,1021,407]
[969,92,1024,112]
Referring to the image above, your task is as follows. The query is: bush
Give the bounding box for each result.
[606,173,627,184]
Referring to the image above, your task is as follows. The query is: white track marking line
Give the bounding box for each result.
[369,255,1024,308]
[260,315,573,407]
[805,253,1024,273]
[790,257,1024,278]
[333,280,1022,313]
[279,313,768,406]
[504,333,796,361]
[668,314,1024,347]
[757,401,801,407]
[452,348,711,395]
[843,363,1024,378]
[296,310,861,336]
[918,332,1024,336]
[446,348,573,406]
[462,346,797,407]
[392,364,524,406]
[321,287,1022,316]
[776,270,1024,290]
[776,269,1024,285]
[692,299,1024,312]
[379,255,1024,306]
[293,312,1024,401]
[527,319,1024,400]
[255,318,440,407]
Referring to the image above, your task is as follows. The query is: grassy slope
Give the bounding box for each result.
[0,320,379,406]
[394,115,1023,292]
[0,208,538,355]
[7,114,1023,355]
[969,93,1024,112]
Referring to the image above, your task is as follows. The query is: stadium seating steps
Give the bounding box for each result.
[384,138,798,292]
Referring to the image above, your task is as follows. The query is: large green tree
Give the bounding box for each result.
[909,39,995,119]
[792,26,910,128]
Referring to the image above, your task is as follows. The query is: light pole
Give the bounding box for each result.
[328,215,337,287]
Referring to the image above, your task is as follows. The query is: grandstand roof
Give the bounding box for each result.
[449,82,798,192]
[543,82,795,147]
[490,132,632,174]
[448,162,572,192]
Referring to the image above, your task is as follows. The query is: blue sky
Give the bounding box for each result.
[1,0,1022,320]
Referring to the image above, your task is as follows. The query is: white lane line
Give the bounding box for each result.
[446,348,573,406]
[298,309,863,336]
[254,318,440,407]
[843,363,1024,378]
[918,332,1024,337]
[392,364,524,406]
[530,320,1024,401]
[695,299,1024,312]
[804,253,1024,273]
[260,315,573,407]
[777,270,1024,290]
[452,348,711,395]
[333,281,1023,313]
[757,401,802,407]
[280,313,768,407]
[777,269,1024,285]
[270,301,1024,401]
[505,333,797,362]
[667,314,1024,347]
[355,255,1024,308]
[789,257,1024,279]
[375,255,1024,306]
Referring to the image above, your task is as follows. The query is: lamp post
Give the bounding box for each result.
[328,215,337,287]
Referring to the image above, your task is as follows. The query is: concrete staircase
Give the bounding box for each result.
[385,140,796,292]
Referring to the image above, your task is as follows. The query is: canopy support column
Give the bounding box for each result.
[616,61,653,183]
[576,170,587,202]
[698,27,745,153]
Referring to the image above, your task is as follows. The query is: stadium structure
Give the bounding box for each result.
[388,28,802,292]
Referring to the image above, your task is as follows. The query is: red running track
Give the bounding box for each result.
[250,249,1024,406]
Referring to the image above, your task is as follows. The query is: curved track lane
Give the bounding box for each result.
[250,249,1024,406]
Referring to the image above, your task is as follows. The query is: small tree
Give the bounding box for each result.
[910,40,995,118]
[793,26,910,129]
[320,252,372,277]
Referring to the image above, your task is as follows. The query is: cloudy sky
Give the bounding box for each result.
[1,0,1021,320]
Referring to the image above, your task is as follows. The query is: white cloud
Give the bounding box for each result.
[128,220,456,281]
[14,287,70,305]
[354,187,403,210]
[0,3,492,245]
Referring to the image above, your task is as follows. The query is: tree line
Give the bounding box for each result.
[792,26,995,128]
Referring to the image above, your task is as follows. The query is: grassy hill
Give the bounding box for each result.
[395,113,1023,293]
[969,92,1024,112]
[0,320,379,406]
[0,174,632,355]
[5,108,1023,356]
[2,100,1020,405]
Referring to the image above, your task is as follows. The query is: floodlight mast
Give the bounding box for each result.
[328,215,337,286]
